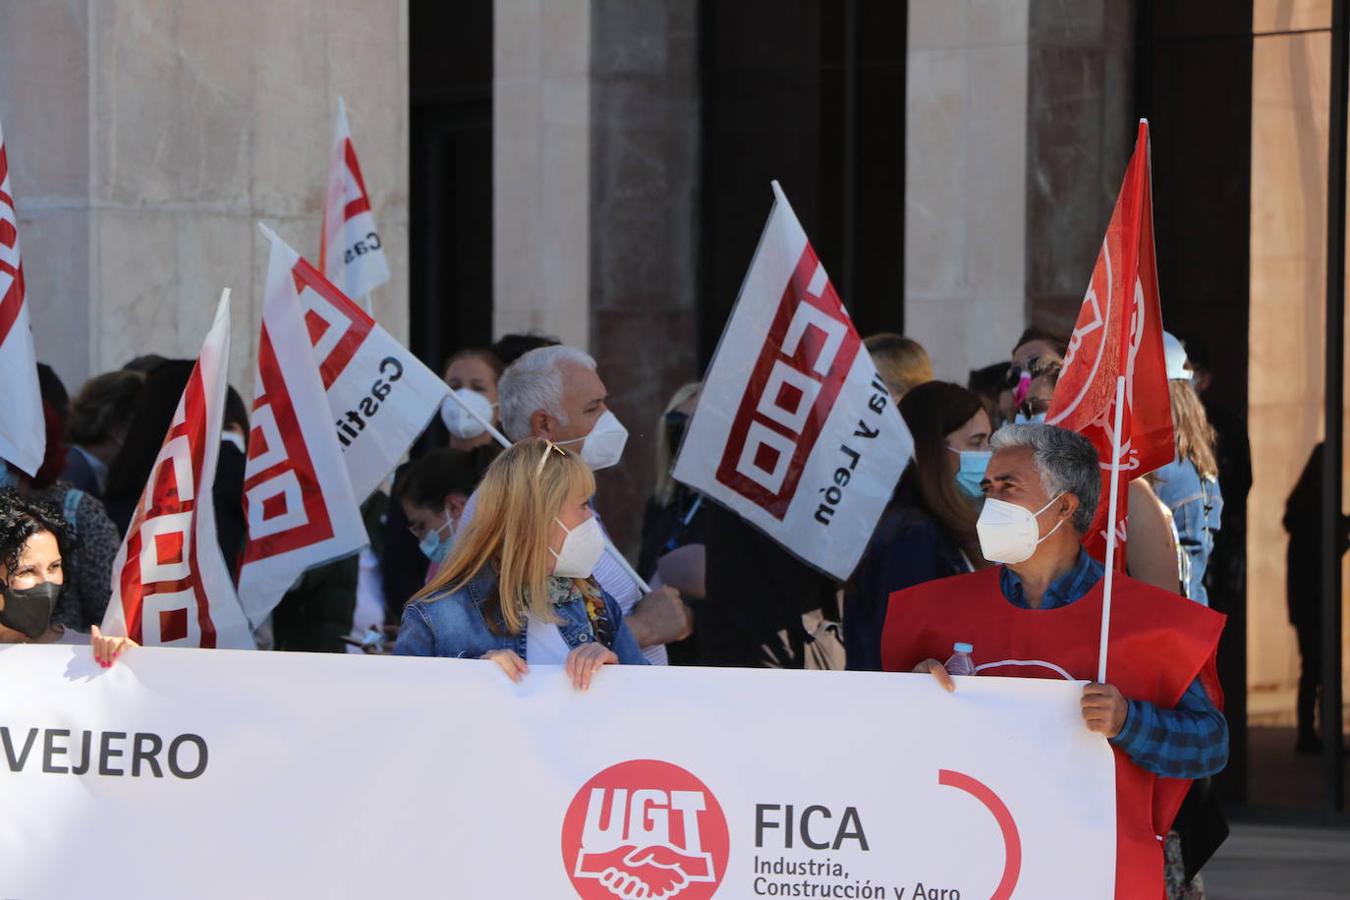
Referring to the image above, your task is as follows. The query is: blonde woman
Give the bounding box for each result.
[394,440,647,689]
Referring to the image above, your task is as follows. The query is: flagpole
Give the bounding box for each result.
[1097,375,1127,683]
[444,388,654,595]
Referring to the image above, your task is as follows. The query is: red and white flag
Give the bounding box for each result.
[235,229,368,628]
[320,97,389,306]
[673,182,913,580]
[269,229,447,502]
[102,291,254,649]
[1047,120,1174,568]
[0,116,45,477]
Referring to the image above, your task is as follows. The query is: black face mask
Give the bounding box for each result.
[0,581,60,639]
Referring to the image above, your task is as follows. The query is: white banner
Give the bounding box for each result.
[674,182,913,580]
[0,646,1116,899]
[0,114,45,477]
[321,97,390,303]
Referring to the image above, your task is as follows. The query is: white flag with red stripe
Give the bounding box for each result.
[272,229,447,502]
[673,182,913,580]
[235,228,369,628]
[0,116,45,477]
[101,291,254,649]
[320,97,389,305]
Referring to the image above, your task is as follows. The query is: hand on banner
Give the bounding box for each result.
[626,586,693,648]
[913,658,956,693]
[581,843,701,899]
[90,625,136,669]
[565,643,618,692]
[1081,683,1128,738]
[481,649,529,683]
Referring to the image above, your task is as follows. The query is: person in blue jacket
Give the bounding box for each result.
[846,381,992,670]
[395,439,646,689]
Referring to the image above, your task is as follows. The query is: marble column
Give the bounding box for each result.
[0,0,410,392]
[905,0,1032,383]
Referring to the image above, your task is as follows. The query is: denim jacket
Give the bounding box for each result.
[393,568,649,664]
[1152,457,1224,606]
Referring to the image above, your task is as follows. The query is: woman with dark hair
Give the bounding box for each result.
[441,348,506,451]
[845,381,991,671]
[0,394,122,631]
[0,488,132,665]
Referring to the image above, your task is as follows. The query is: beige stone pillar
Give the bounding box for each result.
[0,0,410,391]
[493,0,592,350]
[904,0,1030,382]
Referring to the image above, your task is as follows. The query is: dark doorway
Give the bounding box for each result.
[409,0,494,376]
[697,0,907,366]
[1134,0,1255,804]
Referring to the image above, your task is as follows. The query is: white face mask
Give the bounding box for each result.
[440,389,496,441]
[562,410,628,470]
[976,493,1067,564]
[550,515,607,579]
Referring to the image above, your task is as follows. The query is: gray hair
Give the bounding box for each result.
[989,423,1101,533]
[497,345,597,441]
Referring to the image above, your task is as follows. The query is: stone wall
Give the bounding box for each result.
[904,0,1031,384]
[0,0,410,393]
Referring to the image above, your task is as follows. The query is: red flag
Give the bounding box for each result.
[1047,121,1174,568]
[101,291,254,648]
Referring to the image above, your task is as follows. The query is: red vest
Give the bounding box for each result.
[880,566,1225,900]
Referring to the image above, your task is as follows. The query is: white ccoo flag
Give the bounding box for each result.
[268,229,448,502]
[0,115,45,477]
[235,228,368,629]
[673,182,913,580]
[102,291,254,648]
[320,97,390,307]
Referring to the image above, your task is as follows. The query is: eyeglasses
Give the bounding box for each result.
[1005,356,1062,388]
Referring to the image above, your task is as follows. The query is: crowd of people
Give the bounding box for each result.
[0,322,1272,897]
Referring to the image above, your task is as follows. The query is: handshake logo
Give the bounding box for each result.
[562,760,729,900]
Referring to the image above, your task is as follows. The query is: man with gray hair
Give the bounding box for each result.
[880,423,1227,898]
[457,345,692,664]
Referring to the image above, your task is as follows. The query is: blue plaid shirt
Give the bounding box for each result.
[1001,552,1228,780]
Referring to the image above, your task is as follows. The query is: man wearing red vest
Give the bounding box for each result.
[881,423,1226,899]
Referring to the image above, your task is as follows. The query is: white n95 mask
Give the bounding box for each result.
[976,493,1066,564]
[565,410,628,471]
[440,389,495,440]
[551,516,607,579]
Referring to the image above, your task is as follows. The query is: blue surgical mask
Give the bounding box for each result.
[1013,411,1046,425]
[418,510,454,565]
[949,448,991,499]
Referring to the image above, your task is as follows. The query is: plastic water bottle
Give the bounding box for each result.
[944,642,977,677]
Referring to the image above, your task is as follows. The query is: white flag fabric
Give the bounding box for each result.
[235,232,368,629]
[320,97,390,304]
[673,182,913,580]
[271,230,447,502]
[0,116,45,477]
[101,291,254,649]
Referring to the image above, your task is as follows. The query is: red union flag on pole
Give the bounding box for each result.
[269,229,447,502]
[673,182,913,580]
[320,97,389,306]
[0,116,45,477]
[235,228,368,629]
[1047,120,1174,569]
[101,291,253,649]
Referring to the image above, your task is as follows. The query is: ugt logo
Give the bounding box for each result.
[561,760,729,900]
